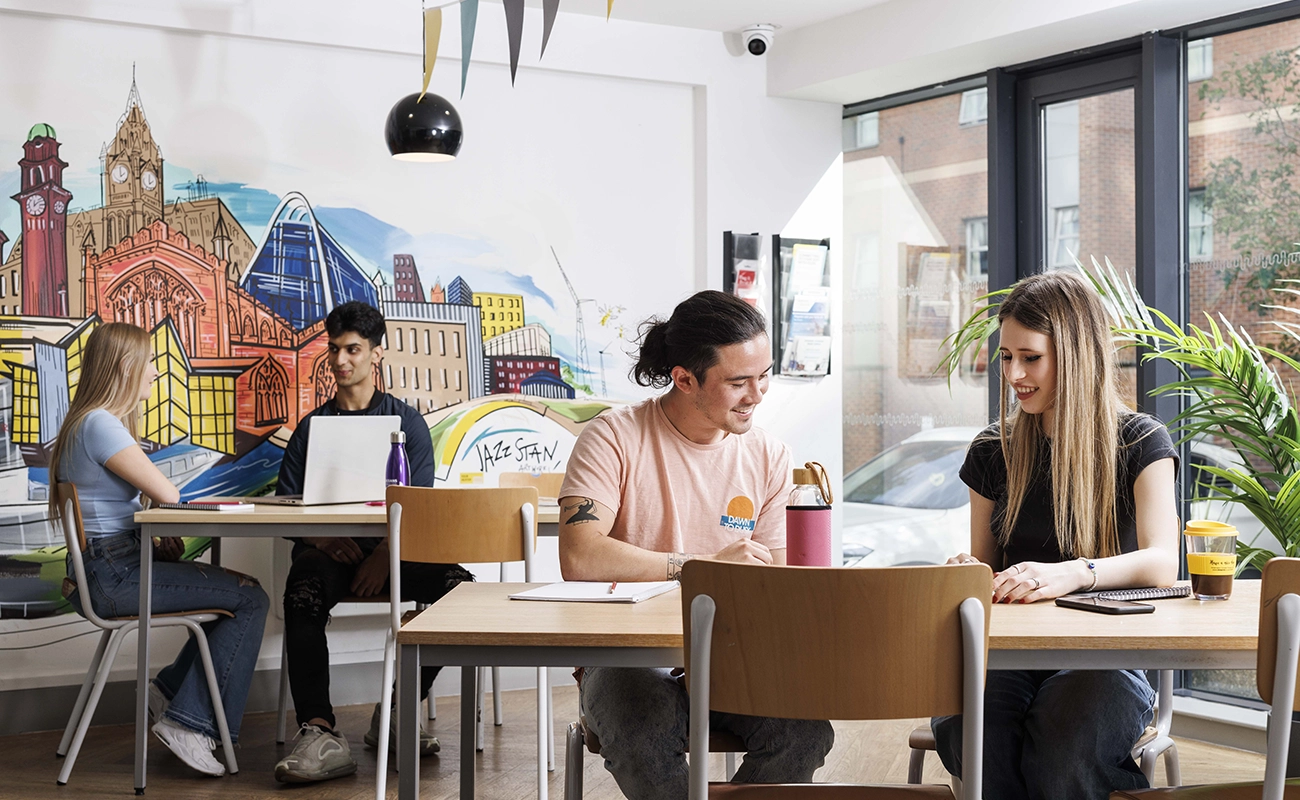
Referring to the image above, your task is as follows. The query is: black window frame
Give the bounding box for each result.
[843,0,1300,713]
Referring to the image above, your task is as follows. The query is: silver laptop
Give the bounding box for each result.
[231,416,403,506]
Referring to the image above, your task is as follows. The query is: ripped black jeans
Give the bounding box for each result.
[283,538,474,729]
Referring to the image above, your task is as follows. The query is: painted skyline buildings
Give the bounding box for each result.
[0,76,574,505]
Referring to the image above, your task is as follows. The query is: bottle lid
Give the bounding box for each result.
[792,467,818,485]
[391,430,406,444]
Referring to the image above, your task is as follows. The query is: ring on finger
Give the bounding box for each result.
[1031,577,1040,589]
[1009,564,1022,574]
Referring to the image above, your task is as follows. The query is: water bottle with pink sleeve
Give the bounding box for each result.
[786,461,833,566]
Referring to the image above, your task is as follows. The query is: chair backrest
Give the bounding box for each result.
[681,561,992,721]
[499,471,565,499]
[1258,557,1300,708]
[385,485,539,564]
[55,482,88,553]
[55,482,111,630]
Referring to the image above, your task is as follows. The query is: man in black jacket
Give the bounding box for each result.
[273,301,472,784]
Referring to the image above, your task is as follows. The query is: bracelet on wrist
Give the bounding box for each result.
[1079,557,1098,591]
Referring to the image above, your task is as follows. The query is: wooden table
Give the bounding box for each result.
[128,503,559,793]
[394,580,1262,800]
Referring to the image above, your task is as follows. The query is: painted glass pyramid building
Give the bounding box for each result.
[239,191,378,329]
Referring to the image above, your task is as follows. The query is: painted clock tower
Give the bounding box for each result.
[13,124,73,317]
[102,77,164,242]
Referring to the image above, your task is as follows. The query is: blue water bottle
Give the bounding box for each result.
[385,430,410,487]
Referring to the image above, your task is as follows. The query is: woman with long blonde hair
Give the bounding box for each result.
[51,322,268,777]
[932,271,1179,799]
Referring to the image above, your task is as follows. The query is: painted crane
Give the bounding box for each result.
[551,246,592,386]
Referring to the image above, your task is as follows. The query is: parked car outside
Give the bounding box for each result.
[841,426,1268,567]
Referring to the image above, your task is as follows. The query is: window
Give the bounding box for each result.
[456,370,463,392]
[441,368,448,389]
[439,330,446,355]
[965,218,989,276]
[1050,206,1080,266]
[1189,189,1212,262]
[843,85,989,525]
[387,364,394,388]
[856,112,879,149]
[426,368,432,389]
[454,331,461,357]
[959,88,988,125]
[394,328,403,351]
[410,328,417,353]
[400,367,406,388]
[0,274,7,297]
[423,330,430,355]
[1188,38,1213,82]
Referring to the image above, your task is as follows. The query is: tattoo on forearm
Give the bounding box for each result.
[667,552,692,581]
[563,498,600,525]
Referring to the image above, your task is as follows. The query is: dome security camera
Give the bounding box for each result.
[743,24,775,56]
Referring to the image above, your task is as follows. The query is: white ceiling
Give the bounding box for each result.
[481,0,891,33]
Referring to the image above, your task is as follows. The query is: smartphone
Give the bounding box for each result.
[1055,595,1155,615]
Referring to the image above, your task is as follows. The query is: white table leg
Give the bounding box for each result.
[135,524,153,794]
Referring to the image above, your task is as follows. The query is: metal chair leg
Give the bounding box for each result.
[476,666,486,752]
[187,622,238,774]
[58,627,130,785]
[276,633,290,743]
[492,666,504,726]
[564,722,584,800]
[58,629,111,757]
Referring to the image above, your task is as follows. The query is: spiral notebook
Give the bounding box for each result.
[1094,586,1191,602]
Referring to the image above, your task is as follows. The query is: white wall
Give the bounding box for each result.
[0,0,843,706]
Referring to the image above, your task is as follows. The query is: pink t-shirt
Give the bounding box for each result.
[560,396,792,556]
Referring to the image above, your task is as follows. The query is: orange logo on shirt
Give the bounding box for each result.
[720,496,756,532]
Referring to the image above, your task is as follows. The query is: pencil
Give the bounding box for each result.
[607,581,618,594]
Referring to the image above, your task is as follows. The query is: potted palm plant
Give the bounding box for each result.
[942,258,1300,571]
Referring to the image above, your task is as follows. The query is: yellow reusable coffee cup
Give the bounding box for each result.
[1184,520,1238,601]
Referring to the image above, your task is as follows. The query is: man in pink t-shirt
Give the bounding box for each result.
[559,290,834,800]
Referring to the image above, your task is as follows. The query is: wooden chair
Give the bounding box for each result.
[682,561,992,799]
[906,671,1180,787]
[562,715,743,799]
[1111,559,1300,800]
[53,482,239,784]
[375,485,547,800]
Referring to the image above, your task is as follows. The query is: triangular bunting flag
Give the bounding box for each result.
[418,6,443,102]
[541,0,560,59]
[460,0,478,97]
[503,0,524,86]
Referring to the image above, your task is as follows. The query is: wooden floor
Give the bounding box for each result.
[5,686,1267,799]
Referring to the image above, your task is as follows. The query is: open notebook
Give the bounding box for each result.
[509,581,679,604]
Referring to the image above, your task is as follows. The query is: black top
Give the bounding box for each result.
[959,413,1178,566]
[277,390,435,547]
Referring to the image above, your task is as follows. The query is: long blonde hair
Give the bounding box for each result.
[47,323,153,522]
[995,270,1124,559]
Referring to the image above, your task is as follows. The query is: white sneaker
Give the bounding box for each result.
[147,682,169,723]
[364,702,440,755]
[151,718,225,777]
[274,724,357,783]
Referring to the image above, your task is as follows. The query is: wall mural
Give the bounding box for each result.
[0,76,633,619]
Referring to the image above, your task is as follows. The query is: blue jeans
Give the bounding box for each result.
[66,531,270,743]
[579,667,835,800]
[932,669,1155,800]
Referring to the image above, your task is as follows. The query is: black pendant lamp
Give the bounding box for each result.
[386,4,463,162]
[386,93,462,162]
